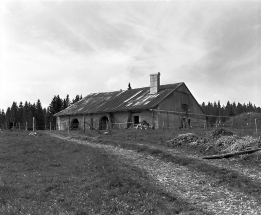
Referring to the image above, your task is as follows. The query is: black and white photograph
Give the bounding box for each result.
[0,0,261,214]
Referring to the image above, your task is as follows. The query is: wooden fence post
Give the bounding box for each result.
[33,117,35,132]
[255,119,258,135]
[50,122,51,132]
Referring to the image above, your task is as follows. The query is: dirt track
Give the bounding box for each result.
[50,133,261,215]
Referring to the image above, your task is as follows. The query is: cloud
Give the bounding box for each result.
[0,0,261,110]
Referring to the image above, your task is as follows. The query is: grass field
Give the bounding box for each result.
[0,130,211,215]
[54,129,261,200]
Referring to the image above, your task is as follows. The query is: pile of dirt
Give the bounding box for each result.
[166,133,203,146]
[213,135,261,153]
[166,128,261,155]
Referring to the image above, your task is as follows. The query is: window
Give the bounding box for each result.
[134,116,139,124]
[181,104,189,112]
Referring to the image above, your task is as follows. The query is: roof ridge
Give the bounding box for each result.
[85,82,183,95]
[54,82,184,116]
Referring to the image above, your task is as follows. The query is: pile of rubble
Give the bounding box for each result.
[29,132,42,137]
[214,135,260,153]
[134,120,151,130]
[208,128,260,152]
[166,128,261,153]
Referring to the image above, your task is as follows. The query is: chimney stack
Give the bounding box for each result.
[150,72,160,94]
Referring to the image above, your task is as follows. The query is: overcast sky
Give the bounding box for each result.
[0,0,260,111]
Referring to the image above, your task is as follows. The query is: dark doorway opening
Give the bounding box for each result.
[134,116,139,125]
[100,116,109,130]
[188,119,191,128]
[71,119,79,129]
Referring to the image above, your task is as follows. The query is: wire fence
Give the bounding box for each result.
[0,114,260,137]
[0,117,55,131]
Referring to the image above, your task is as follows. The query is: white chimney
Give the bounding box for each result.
[150,72,160,94]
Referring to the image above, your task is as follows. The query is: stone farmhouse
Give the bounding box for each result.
[54,73,206,130]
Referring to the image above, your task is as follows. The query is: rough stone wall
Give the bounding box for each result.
[57,110,156,131]
[130,110,154,127]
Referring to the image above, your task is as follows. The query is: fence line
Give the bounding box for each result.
[0,115,259,137]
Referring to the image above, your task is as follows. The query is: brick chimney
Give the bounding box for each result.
[150,72,160,94]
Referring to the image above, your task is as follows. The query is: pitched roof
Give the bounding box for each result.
[54,83,183,116]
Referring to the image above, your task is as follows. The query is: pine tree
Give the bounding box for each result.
[23,101,30,125]
[237,102,243,115]
[242,103,247,113]
[232,102,237,115]
[18,102,24,123]
[65,94,70,107]
[30,103,37,118]
[56,95,63,113]
[35,99,45,130]
[229,106,235,116]
[0,109,5,127]
[48,95,63,129]
[10,102,19,124]
[5,108,11,125]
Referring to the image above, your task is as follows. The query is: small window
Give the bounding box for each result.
[181,104,189,110]
[134,116,139,124]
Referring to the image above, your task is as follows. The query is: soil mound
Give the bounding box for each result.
[166,129,260,155]
[214,135,261,153]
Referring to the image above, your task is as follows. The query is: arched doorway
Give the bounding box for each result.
[99,116,109,130]
[71,118,79,130]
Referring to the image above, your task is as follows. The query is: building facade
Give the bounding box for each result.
[54,73,207,130]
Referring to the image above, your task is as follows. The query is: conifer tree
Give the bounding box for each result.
[10,102,18,123]
[18,102,24,123]
[65,94,70,108]
[35,99,45,130]
[23,101,30,124]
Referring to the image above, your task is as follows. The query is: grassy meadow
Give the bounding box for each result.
[0,130,210,215]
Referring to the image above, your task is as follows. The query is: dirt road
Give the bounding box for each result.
[50,133,261,215]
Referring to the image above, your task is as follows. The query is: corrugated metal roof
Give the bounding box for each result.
[54,83,183,116]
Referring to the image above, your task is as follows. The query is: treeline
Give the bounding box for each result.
[1,97,261,129]
[201,101,261,125]
[0,94,82,129]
